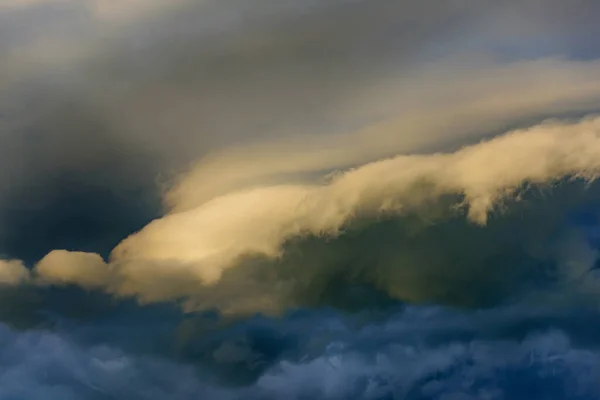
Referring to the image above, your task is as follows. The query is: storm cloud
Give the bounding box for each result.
[3,1,600,399]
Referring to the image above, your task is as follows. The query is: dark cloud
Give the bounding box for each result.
[2,0,600,267]
[1,178,599,376]
[3,177,600,328]
[3,1,600,398]
[82,0,600,154]
[3,304,600,399]
[6,0,600,162]
[0,322,222,400]
[0,98,161,263]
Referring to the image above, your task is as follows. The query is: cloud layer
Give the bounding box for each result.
[3,305,600,399]
[4,1,600,399]
[3,116,600,317]
[123,116,600,281]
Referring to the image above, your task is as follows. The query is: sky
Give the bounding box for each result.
[2,0,600,399]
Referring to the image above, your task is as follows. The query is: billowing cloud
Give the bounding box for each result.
[115,117,600,282]
[3,305,600,399]
[3,116,600,316]
[0,259,29,285]
[35,250,111,289]
[3,0,600,268]
[4,1,600,398]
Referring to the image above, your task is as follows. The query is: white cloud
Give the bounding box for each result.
[113,116,600,288]
[35,250,111,289]
[4,1,600,313]
[4,116,600,312]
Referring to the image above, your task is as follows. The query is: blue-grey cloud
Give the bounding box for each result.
[3,304,600,399]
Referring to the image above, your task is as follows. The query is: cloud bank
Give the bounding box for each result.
[122,116,600,281]
[3,116,600,316]
[3,306,600,399]
[2,0,600,267]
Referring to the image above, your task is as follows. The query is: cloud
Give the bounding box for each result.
[164,56,600,209]
[4,0,600,168]
[0,259,29,285]
[4,1,600,397]
[3,305,600,399]
[250,329,600,400]
[115,117,600,283]
[35,250,111,289]
[4,116,600,315]
[3,0,600,268]
[0,322,225,400]
[0,0,170,20]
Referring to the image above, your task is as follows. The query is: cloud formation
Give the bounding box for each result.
[4,116,600,316]
[36,250,110,289]
[3,305,600,399]
[114,117,600,284]
[164,56,600,209]
[0,259,29,285]
[4,1,600,398]
[3,0,600,268]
